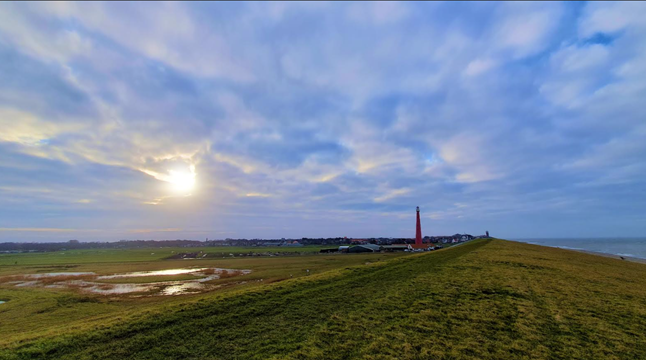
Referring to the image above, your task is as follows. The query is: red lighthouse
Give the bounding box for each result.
[415,206,422,246]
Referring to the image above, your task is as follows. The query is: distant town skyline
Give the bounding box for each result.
[1,2,645,242]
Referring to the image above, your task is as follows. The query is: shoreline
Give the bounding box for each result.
[573,249,646,264]
[513,239,646,264]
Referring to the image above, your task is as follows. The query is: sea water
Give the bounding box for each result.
[515,238,646,259]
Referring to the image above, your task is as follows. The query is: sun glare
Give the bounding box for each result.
[168,169,196,193]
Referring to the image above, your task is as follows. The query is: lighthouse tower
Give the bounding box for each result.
[415,206,423,246]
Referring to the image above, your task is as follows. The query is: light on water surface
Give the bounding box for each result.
[97,268,208,279]
[0,268,251,296]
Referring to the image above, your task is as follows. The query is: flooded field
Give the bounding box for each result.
[97,268,209,279]
[0,267,251,296]
[24,272,96,278]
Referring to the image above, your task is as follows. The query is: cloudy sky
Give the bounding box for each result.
[1,2,645,242]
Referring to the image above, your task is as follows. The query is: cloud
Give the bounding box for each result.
[578,2,646,38]
[0,108,81,146]
[374,188,411,203]
[492,2,563,58]
[437,133,503,183]
[245,193,272,198]
[551,44,609,73]
[463,58,497,77]
[346,2,410,25]
[42,2,256,82]
[131,228,183,234]
[0,3,92,63]
[0,227,80,232]
[0,2,645,241]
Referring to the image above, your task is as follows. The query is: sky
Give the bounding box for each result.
[1,2,645,242]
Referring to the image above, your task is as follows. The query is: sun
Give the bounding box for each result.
[167,169,196,193]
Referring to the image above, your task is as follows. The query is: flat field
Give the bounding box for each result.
[0,245,406,347]
[0,245,329,267]
[2,239,646,359]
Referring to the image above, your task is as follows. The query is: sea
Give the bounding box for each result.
[514,238,646,260]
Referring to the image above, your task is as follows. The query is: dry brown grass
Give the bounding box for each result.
[218,269,243,279]
[201,268,217,275]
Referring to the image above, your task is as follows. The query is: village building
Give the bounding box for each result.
[348,244,381,253]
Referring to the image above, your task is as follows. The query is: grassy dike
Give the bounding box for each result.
[2,239,646,359]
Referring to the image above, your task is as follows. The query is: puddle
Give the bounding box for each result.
[161,282,209,296]
[0,268,250,296]
[83,282,157,295]
[0,300,6,304]
[97,268,208,279]
[28,272,96,278]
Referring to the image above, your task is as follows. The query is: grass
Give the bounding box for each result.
[0,249,406,347]
[2,239,646,359]
[0,246,329,268]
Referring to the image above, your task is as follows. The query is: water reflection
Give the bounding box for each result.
[0,268,250,296]
[98,268,208,279]
[28,272,95,278]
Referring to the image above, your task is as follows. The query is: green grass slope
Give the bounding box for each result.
[3,239,646,359]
